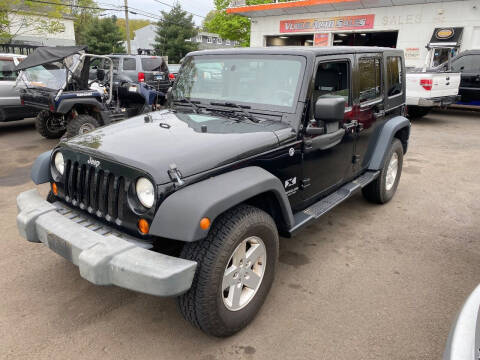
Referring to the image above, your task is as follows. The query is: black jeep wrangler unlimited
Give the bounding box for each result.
[17,47,410,337]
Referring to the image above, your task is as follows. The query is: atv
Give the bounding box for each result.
[16,46,161,139]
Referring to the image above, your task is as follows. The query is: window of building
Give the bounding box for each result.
[313,60,350,105]
[226,39,231,45]
[207,37,212,44]
[358,57,381,103]
[0,59,17,81]
[196,35,202,43]
[217,38,223,44]
[122,57,136,71]
[386,56,402,97]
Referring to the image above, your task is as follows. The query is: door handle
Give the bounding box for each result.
[446,76,450,80]
[373,110,385,119]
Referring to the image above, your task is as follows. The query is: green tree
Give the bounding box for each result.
[0,0,64,43]
[203,0,271,47]
[83,16,125,54]
[153,4,198,63]
[72,0,101,45]
[117,18,151,40]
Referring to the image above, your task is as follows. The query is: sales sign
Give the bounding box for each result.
[280,14,375,33]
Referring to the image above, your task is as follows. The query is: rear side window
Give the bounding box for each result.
[123,57,136,70]
[386,56,403,97]
[141,58,165,71]
[0,59,17,81]
[358,57,381,103]
[102,58,119,70]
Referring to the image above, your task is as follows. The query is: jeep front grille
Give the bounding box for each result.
[63,160,126,222]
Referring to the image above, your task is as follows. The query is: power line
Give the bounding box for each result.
[151,0,205,18]
[24,0,121,11]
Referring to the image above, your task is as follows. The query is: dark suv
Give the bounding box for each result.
[95,54,171,93]
[17,47,410,337]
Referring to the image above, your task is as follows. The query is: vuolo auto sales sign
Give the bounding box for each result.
[280,14,375,33]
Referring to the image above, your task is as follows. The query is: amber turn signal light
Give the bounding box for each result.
[52,182,58,195]
[199,217,211,230]
[138,218,150,235]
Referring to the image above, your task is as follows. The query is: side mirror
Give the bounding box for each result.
[96,69,105,81]
[314,96,345,122]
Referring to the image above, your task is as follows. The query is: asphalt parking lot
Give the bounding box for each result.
[1,109,479,360]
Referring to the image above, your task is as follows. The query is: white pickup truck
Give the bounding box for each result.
[406,68,461,118]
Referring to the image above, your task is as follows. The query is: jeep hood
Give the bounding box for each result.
[63,110,294,184]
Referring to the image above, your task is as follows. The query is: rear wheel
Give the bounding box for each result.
[362,138,404,204]
[66,114,100,138]
[177,205,279,337]
[35,110,65,139]
[407,106,431,119]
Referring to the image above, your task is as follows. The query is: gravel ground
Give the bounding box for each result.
[0,109,479,360]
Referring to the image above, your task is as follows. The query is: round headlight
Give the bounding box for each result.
[54,152,64,175]
[136,177,154,208]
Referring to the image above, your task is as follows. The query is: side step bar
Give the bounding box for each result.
[288,171,380,235]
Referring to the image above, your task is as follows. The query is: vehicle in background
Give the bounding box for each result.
[17,47,410,337]
[437,50,480,106]
[17,46,161,138]
[0,53,38,122]
[406,69,461,118]
[443,283,480,360]
[167,63,180,84]
[91,54,171,95]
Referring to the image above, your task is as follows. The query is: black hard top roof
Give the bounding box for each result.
[16,45,87,70]
[189,46,403,57]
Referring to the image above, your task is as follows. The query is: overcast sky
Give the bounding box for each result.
[99,0,215,25]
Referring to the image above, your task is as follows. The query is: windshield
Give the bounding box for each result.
[172,55,305,110]
[20,54,81,90]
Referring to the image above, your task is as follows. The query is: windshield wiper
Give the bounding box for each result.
[209,101,260,123]
[173,98,201,113]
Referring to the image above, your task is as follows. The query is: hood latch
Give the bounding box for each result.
[168,163,184,186]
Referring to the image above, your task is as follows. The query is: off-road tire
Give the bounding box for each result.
[35,110,65,139]
[407,106,431,119]
[177,204,279,337]
[66,115,99,138]
[362,138,403,204]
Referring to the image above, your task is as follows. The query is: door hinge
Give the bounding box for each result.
[352,154,361,164]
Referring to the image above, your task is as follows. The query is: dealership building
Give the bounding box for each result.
[227,0,480,67]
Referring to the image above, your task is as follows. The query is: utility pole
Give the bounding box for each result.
[124,0,131,54]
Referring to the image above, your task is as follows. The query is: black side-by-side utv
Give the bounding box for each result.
[16,46,161,139]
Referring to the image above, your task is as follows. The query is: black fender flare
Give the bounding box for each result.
[150,166,294,242]
[31,150,52,185]
[56,98,105,116]
[368,116,410,170]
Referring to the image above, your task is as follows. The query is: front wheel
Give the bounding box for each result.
[177,205,279,337]
[66,114,100,138]
[362,138,404,204]
[35,110,65,139]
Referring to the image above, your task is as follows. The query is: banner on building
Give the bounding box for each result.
[314,33,329,47]
[280,14,375,33]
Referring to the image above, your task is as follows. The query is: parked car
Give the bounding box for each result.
[0,53,38,122]
[16,47,410,337]
[443,283,480,360]
[92,54,171,95]
[447,50,480,104]
[405,49,461,119]
[167,63,180,84]
[16,46,161,138]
